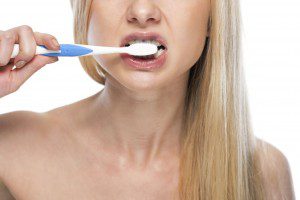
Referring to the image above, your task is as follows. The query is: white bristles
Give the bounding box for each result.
[126,43,158,56]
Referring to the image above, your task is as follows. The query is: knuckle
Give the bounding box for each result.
[45,34,55,40]
[44,34,57,44]
[1,32,14,41]
[19,25,33,33]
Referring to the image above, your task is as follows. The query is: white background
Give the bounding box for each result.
[0,0,299,198]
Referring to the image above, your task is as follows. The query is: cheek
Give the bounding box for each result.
[87,2,124,73]
[87,8,119,46]
[87,14,118,74]
[87,0,125,47]
[171,3,209,70]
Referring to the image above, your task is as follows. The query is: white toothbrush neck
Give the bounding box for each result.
[78,44,128,55]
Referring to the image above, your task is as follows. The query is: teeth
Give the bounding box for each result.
[125,39,166,59]
[127,40,162,47]
[154,49,164,58]
[133,48,164,59]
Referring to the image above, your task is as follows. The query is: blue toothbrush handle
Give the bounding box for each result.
[41,44,93,57]
[10,44,93,58]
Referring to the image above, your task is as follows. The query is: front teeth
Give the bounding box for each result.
[127,40,161,47]
[125,40,166,58]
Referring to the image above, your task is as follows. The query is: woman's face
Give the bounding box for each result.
[87,0,210,92]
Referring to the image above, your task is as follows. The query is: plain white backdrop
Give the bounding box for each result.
[0,0,299,198]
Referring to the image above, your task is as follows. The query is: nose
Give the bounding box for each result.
[126,0,161,28]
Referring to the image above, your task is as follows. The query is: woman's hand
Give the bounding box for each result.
[0,25,60,98]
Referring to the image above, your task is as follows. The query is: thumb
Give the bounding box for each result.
[12,55,58,85]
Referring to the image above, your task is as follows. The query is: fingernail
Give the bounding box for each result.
[52,39,60,48]
[50,57,59,63]
[15,60,26,68]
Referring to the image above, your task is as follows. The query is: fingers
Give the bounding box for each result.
[0,25,60,98]
[33,32,60,51]
[0,31,17,66]
[10,25,37,69]
[10,55,58,86]
[0,26,61,70]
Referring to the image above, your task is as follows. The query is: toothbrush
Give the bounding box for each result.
[9,43,158,58]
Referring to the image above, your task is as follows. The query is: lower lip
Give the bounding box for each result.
[120,49,167,70]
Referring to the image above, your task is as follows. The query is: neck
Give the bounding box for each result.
[86,74,189,167]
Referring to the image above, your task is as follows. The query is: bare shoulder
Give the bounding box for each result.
[0,110,46,127]
[0,97,89,166]
[0,110,48,141]
[255,138,296,200]
[0,94,93,161]
[0,110,48,161]
[0,111,47,200]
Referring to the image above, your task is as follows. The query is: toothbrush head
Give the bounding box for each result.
[125,43,158,56]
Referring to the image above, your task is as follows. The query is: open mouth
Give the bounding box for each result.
[123,40,167,60]
[120,32,168,69]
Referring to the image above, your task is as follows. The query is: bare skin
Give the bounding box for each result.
[255,139,296,200]
[0,95,181,200]
[0,108,295,199]
[0,0,295,199]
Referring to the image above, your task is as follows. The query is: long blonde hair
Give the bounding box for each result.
[69,0,266,199]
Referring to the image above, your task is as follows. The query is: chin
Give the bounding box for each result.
[119,71,164,92]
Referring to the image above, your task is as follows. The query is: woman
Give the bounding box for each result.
[0,0,295,199]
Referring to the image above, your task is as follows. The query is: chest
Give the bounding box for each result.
[3,149,179,200]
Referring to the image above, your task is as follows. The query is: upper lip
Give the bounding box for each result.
[120,32,168,49]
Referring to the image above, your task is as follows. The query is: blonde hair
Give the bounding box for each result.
[69,0,266,199]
